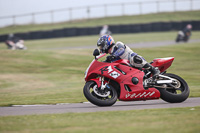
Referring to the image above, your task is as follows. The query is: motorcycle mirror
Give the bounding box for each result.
[93,49,100,57]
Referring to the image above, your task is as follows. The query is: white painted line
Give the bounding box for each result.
[56,103,70,105]
[12,102,90,107]
[12,104,50,107]
[11,102,90,107]
[82,102,90,104]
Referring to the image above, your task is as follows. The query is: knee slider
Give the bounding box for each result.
[133,55,143,64]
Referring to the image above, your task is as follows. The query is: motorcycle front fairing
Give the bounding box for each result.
[84,54,160,101]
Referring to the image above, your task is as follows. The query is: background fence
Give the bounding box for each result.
[0,0,200,27]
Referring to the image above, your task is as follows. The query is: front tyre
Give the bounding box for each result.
[158,73,190,103]
[176,35,181,42]
[83,81,118,106]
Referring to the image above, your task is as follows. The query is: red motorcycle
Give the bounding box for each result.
[83,49,190,106]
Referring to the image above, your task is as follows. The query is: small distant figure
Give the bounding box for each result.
[176,24,192,43]
[99,25,112,36]
[5,34,27,50]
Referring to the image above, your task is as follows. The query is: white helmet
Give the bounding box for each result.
[186,24,192,29]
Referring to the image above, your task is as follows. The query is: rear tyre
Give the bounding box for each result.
[157,73,190,103]
[83,81,118,106]
[183,36,189,42]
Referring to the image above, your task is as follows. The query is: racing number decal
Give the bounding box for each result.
[99,66,109,74]
[99,66,120,79]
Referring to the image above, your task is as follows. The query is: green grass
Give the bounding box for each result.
[0,10,200,35]
[0,31,200,106]
[0,107,199,133]
[0,50,91,106]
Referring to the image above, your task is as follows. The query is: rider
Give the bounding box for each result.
[97,35,160,81]
[99,25,112,36]
[5,34,25,50]
[183,24,192,37]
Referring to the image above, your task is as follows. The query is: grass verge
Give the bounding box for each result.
[0,107,199,133]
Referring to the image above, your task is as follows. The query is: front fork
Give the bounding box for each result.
[89,76,111,98]
[99,76,110,90]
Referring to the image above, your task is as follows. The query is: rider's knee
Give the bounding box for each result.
[129,55,147,68]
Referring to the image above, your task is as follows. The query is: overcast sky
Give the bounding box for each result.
[0,0,199,27]
[0,0,156,16]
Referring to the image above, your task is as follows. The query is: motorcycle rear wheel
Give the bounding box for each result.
[83,81,117,106]
[157,73,190,103]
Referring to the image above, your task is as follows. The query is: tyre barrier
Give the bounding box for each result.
[0,35,8,43]
[151,22,161,31]
[63,28,77,37]
[88,27,101,35]
[191,21,200,30]
[130,24,141,33]
[161,22,172,31]
[120,25,131,33]
[29,31,44,39]
[0,21,199,42]
[109,25,121,34]
[77,28,88,36]
[52,29,64,38]
[15,33,30,40]
[171,22,182,30]
[42,30,54,39]
[141,23,152,32]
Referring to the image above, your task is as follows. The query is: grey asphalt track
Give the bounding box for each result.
[45,39,200,50]
[0,97,200,116]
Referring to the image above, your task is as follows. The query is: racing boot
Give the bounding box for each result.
[143,63,160,80]
[143,63,160,90]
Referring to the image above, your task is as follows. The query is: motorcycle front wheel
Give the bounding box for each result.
[175,35,181,42]
[157,73,190,103]
[83,81,118,106]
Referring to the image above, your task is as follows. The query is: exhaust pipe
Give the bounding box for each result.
[156,80,173,84]
[156,74,176,84]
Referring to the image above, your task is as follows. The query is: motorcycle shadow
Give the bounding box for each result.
[76,100,169,109]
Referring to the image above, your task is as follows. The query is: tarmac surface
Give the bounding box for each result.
[0,97,200,116]
[46,39,200,50]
